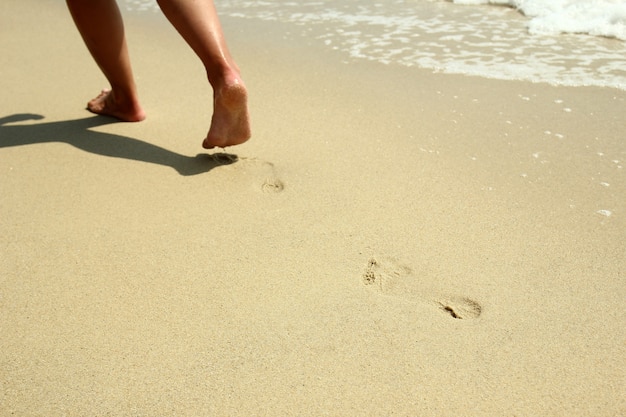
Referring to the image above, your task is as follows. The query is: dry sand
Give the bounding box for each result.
[1,0,625,415]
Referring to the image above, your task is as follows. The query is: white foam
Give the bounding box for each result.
[453,0,626,40]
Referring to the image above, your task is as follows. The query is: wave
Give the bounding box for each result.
[451,0,626,40]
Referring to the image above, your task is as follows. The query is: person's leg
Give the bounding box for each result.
[66,0,145,122]
[157,0,250,148]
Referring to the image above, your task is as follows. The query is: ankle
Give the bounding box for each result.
[206,65,243,91]
[109,87,129,103]
[110,87,141,110]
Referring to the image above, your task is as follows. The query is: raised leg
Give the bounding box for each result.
[66,0,145,122]
[157,0,251,148]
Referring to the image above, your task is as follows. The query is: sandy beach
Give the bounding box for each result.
[1,0,625,415]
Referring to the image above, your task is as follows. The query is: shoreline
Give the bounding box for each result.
[1,0,625,415]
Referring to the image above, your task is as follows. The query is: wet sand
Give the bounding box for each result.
[1,0,625,415]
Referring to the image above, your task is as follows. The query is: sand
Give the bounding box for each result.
[1,0,625,415]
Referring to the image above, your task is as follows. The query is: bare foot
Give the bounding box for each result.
[87,89,146,122]
[202,80,251,149]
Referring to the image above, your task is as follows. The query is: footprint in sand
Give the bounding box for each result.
[261,176,285,193]
[362,256,482,320]
[232,157,285,193]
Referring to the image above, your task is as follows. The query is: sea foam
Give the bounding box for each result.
[453,0,626,40]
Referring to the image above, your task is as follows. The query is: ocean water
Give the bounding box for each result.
[123,0,626,90]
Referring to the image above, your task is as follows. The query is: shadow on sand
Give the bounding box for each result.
[0,114,237,176]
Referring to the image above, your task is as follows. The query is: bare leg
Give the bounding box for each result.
[157,0,251,148]
[66,0,145,122]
